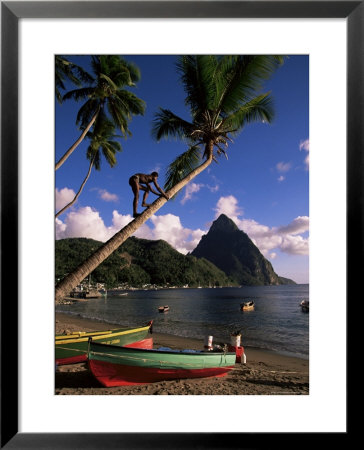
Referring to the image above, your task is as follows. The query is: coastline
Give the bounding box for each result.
[55,312,309,395]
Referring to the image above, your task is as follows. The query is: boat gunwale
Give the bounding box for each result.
[55,327,129,340]
[55,324,151,345]
[89,340,235,357]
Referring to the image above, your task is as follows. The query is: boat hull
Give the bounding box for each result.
[55,322,153,365]
[89,360,234,386]
[88,341,236,386]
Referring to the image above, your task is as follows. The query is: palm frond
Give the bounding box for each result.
[107,101,130,136]
[98,73,119,91]
[177,55,218,117]
[86,119,121,170]
[55,56,93,103]
[152,108,193,142]
[76,99,100,129]
[222,92,275,135]
[62,87,95,102]
[215,55,284,114]
[114,90,146,116]
[117,58,141,84]
[164,145,202,192]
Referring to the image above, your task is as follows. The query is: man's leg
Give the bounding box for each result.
[141,187,151,207]
[130,181,140,217]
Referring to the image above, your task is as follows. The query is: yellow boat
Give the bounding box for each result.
[240,301,255,311]
[56,321,153,365]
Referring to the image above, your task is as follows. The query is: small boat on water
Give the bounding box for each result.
[55,320,153,365]
[240,301,255,311]
[300,300,309,312]
[87,340,237,386]
[158,305,169,313]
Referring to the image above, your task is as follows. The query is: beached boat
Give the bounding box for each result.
[240,301,255,311]
[158,305,169,313]
[300,300,309,312]
[55,321,153,365]
[87,341,236,386]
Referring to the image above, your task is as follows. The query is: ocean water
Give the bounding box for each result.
[56,285,309,359]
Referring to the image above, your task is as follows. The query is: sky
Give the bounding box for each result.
[55,55,309,284]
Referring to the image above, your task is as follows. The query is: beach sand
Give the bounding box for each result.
[55,312,309,395]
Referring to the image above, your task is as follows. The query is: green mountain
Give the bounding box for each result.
[55,236,233,288]
[191,214,296,285]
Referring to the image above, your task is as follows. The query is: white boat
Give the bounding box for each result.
[300,299,309,312]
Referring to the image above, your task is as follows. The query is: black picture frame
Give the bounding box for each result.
[1,1,358,448]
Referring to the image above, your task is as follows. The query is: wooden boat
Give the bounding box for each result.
[55,320,153,365]
[158,305,169,313]
[240,301,255,311]
[300,300,309,312]
[88,341,236,386]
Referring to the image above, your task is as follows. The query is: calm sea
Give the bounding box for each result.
[56,285,309,359]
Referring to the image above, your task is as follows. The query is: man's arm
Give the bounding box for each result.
[153,180,169,199]
[147,182,161,196]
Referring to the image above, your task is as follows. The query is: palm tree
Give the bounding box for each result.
[55,120,121,218]
[55,55,283,302]
[55,55,94,104]
[55,55,145,170]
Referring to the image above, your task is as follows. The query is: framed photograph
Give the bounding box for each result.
[2,0,358,447]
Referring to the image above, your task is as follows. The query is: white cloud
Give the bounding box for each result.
[55,207,115,242]
[299,139,309,152]
[214,195,309,256]
[150,214,205,254]
[55,187,76,211]
[98,189,119,203]
[276,161,292,173]
[214,195,243,223]
[278,175,285,182]
[299,139,309,170]
[277,216,309,235]
[55,208,206,255]
[180,182,220,205]
[181,183,203,205]
[207,184,219,193]
[280,235,309,255]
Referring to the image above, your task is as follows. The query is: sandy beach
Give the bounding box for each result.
[55,312,309,395]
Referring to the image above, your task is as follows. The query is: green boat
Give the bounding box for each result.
[88,340,236,386]
[55,321,153,365]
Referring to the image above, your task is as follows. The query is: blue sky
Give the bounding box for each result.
[55,55,309,283]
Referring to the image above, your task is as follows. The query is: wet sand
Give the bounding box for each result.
[55,312,309,395]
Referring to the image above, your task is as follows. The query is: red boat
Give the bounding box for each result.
[88,341,237,387]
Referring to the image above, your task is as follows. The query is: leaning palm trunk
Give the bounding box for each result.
[55,155,95,218]
[55,109,99,170]
[55,151,213,302]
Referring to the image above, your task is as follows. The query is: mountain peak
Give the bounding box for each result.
[211,214,239,232]
[192,214,296,286]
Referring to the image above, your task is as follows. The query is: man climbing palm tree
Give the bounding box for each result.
[129,172,169,217]
[55,55,284,302]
